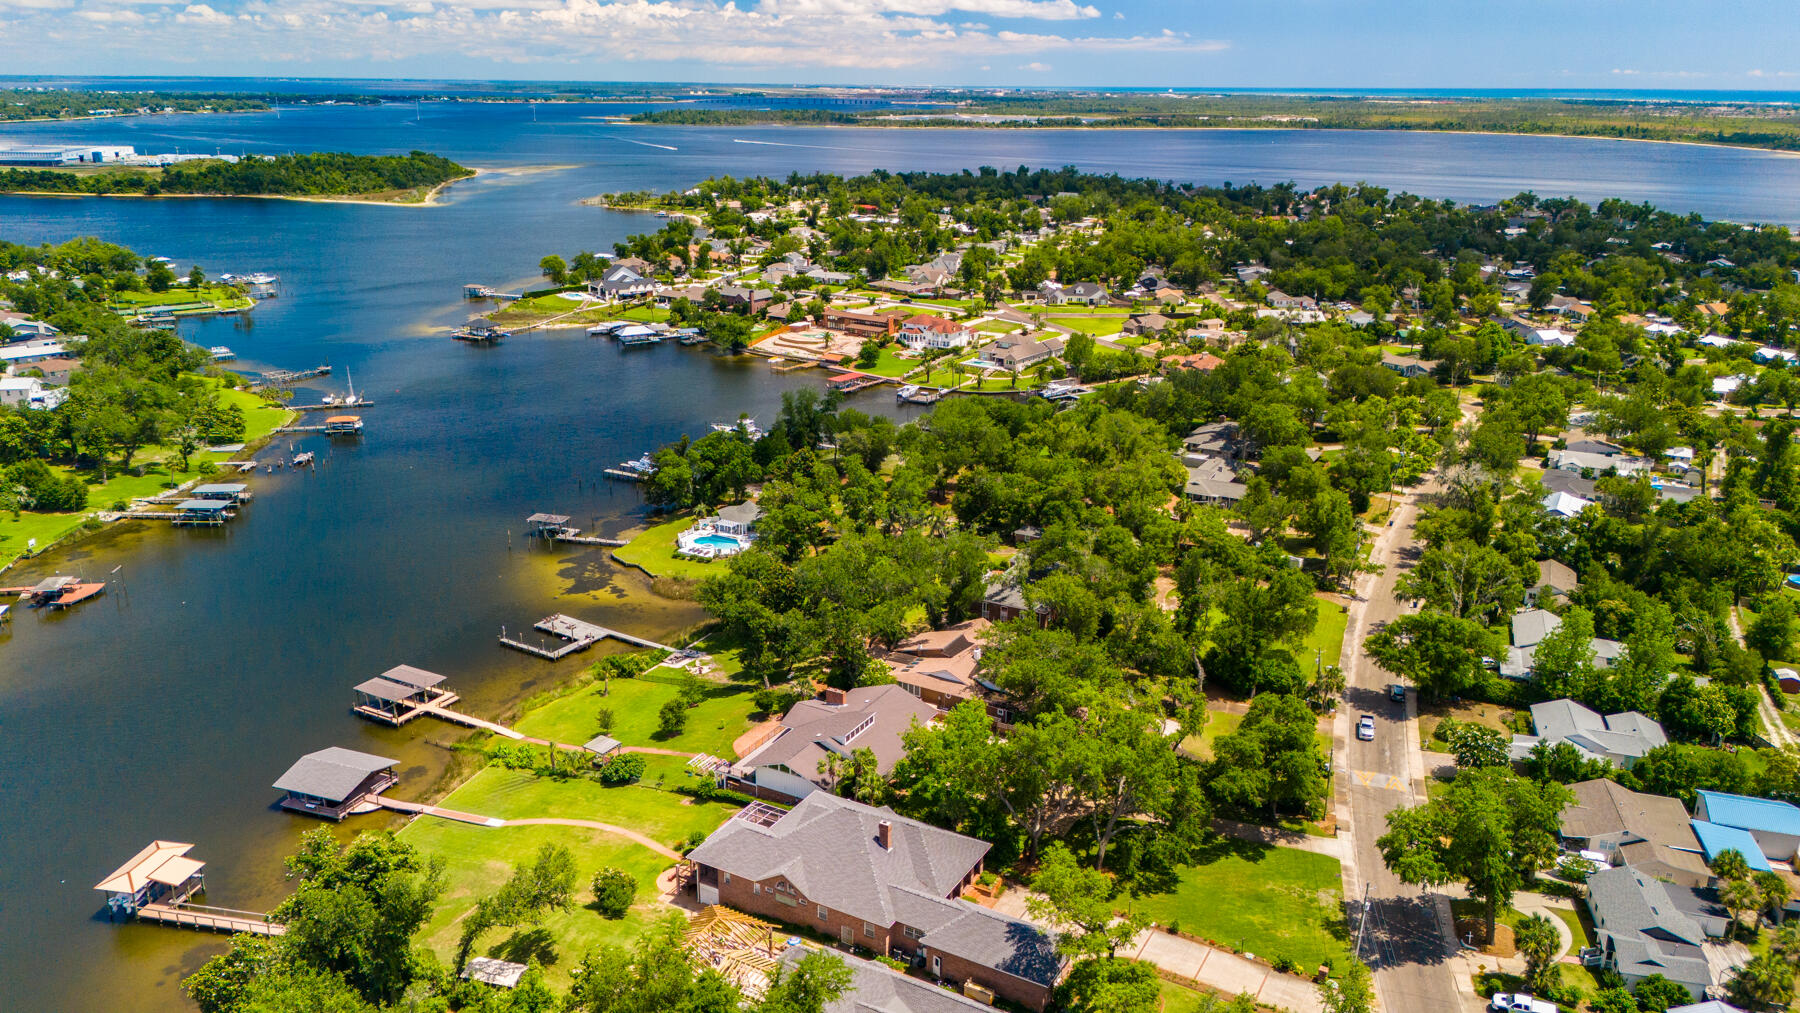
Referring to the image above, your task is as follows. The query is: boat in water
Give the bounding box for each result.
[711,419,764,440]
[321,368,369,407]
[209,346,236,361]
[291,451,315,467]
[453,317,509,343]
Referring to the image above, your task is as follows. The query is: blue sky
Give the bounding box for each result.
[2,0,1797,88]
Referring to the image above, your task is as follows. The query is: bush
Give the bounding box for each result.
[753,685,805,717]
[675,781,758,807]
[657,698,689,737]
[591,867,635,918]
[196,460,220,478]
[1271,954,1298,974]
[595,752,646,784]
[874,955,908,972]
[595,706,615,734]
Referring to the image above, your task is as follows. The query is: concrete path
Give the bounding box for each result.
[1128,929,1323,1013]
[1211,818,1346,860]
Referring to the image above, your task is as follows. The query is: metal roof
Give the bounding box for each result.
[1697,790,1800,838]
[94,840,200,894]
[379,665,446,691]
[582,734,621,755]
[1691,820,1774,871]
[526,513,571,525]
[192,484,248,495]
[176,499,231,511]
[353,677,418,703]
[273,747,397,802]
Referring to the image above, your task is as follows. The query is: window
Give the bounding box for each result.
[752,883,760,895]
[818,906,828,921]
[903,925,925,940]
[865,923,877,938]
[722,873,731,884]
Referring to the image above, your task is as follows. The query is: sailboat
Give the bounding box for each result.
[321,368,366,407]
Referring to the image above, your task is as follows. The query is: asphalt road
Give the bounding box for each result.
[1336,489,1472,1012]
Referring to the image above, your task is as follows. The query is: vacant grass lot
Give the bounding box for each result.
[512,674,759,757]
[612,514,727,581]
[1131,837,1350,972]
[445,766,738,848]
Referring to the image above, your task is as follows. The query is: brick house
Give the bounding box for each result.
[822,308,908,339]
[688,794,1066,1010]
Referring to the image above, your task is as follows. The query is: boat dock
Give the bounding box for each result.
[826,371,887,394]
[771,359,816,373]
[603,468,646,482]
[249,366,331,390]
[137,903,285,937]
[897,385,945,404]
[500,613,676,660]
[351,665,462,726]
[290,401,376,413]
[526,512,627,547]
[276,422,363,434]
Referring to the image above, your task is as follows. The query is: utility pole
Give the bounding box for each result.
[1354,881,1373,960]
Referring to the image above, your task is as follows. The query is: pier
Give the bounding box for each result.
[351,665,462,726]
[137,902,286,937]
[97,841,284,937]
[499,614,679,661]
[290,400,376,412]
[770,359,816,373]
[526,513,627,547]
[603,468,646,482]
[826,370,887,394]
[249,365,330,390]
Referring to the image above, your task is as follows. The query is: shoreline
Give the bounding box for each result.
[0,166,481,208]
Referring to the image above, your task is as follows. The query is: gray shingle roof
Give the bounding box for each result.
[744,685,940,784]
[1512,609,1562,647]
[1587,865,1717,990]
[779,946,995,1013]
[272,747,397,802]
[891,887,1064,988]
[688,793,991,926]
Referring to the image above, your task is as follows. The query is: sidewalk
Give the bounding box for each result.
[1129,928,1323,1013]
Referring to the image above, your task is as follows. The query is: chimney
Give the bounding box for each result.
[878,820,892,850]
[822,687,846,706]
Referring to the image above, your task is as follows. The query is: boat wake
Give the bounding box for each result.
[620,138,678,151]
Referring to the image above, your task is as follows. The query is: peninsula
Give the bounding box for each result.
[0,150,475,205]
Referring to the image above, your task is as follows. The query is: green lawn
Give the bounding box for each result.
[1131,837,1350,972]
[440,765,739,848]
[1303,599,1349,672]
[110,283,254,313]
[612,514,730,581]
[852,346,924,379]
[1179,710,1243,759]
[1052,315,1127,336]
[0,383,291,565]
[513,674,760,757]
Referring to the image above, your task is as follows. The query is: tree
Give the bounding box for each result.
[1757,868,1791,927]
[591,867,636,919]
[657,698,689,737]
[1318,959,1375,1013]
[1376,768,1570,942]
[1514,914,1560,995]
[1632,974,1695,1012]
[1364,612,1498,701]
[757,950,853,1013]
[457,843,579,967]
[540,254,569,286]
[1729,951,1797,1010]
[187,264,205,288]
[1026,843,1146,958]
[1722,875,1764,939]
[1208,692,1329,818]
[147,260,175,291]
[1446,723,1509,768]
[1748,594,1797,669]
[1051,956,1162,1013]
[1394,540,1523,623]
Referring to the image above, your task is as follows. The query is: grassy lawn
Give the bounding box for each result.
[1179,710,1243,759]
[975,320,1019,334]
[442,766,738,848]
[512,675,760,758]
[1303,598,1349,672]
[1131,837,1350,972]
[0,383,290,565]
[1052,314,1127,336]
[1157,978,1272,1012]
[612,514,729,581]
[1419,701,1518,752]
[852,346,924,379]
[110,283,254,313]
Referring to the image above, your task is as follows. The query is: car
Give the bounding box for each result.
[1388,683,1406,704]
[1489,994,1556,1013]
[1357,715,1376,741]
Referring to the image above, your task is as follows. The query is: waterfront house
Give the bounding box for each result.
[687,793,1065,1010]
[0,340,68,367]
[676,501,761,560]
[95,841,206,916]
[588,264,658,302]
[883,619,995,712]
[1586,865,1724,999]
[272,746,399,820]
[728,685,939,802]
[980,334,1064,371]
[822,308,908,339]
[898,314,973,351]
[716,287,773,313]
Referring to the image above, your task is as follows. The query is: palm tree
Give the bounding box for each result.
[1722,876,1764,940]
[1513,914,1560,995]
[1713,848,1753,883]
[815,752,844,792]
[1730,951,1797,1010]
[1756,869,1791,927]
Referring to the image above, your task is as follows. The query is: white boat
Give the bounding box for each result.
[624,453,657,475]
[896,385,919,401]
[321,369,366,407]
[209,346,236,361]
[586,320,626,335]
[711,419,764,439]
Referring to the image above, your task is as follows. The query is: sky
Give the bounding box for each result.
[2,0,1798,89]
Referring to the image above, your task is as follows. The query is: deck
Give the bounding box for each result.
[499,614,677,661]
[352,690,462,727]
[137,902,285,936]
[602,468,647,482]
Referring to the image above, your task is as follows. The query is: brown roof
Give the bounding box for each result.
[1561,779,1709,881]
[742,684,940,781]
[95,841,202,894]
[893,618,989,658]
[1163,352,1225,372]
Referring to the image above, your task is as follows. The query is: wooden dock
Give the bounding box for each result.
[603,468,646,482]
[771,359,816,373]
[136,902,285,937]
[500,614,677,660]
[249,366,330,390]
[291,401,376,413]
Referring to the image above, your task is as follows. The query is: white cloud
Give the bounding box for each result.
[758,0,1097,20]
[1018,60,1048,71]
[175,2,230,22]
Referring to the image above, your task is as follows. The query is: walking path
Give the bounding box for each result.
[1127,929,1324,1013]
[373,796,682,859]
[1210,818,1346,860]
[1730,607,1795,749]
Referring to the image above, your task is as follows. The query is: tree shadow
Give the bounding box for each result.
[490,926,558,967]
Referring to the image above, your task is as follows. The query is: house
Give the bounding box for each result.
[1183,456,1248,506]
[1380,354,1435,379]
[271,747,400,821]
[1041,281,1106,306]
[898,315,972,352]
[1666,1004,1748,1013]
[1527,327,1578,348]
[1163,352,1225,374]
[1234,264,1271,285]
[0,341,68,367]
[27,356,78,385]
[1549,449,1651,477]
[884,619,996,712]
[1528,559,1580,604]
[714,502,761,537]
[1692,791,1800,863]
[981,335,1065,372]
[1182,420,1242,460]
[979,575,1049,628]
[1541,469,1599,501]
[1508,699,1667,769]
[1266,290,1317,312]
[687,793,1066,1010]
[1586,864,1725,998]
[779,944,999,1012]
[1542,489,1596,518]
[610,256,655,275]
[1559,779,1711,887]
[1122,312,1171,337]
[1512,609,1564,649]
[1565,438,1626,457]
[716,287,774,313]
[729,685,940,803]
[0,375,45,408]
[822,308,908,339]
[1345,310,1376,327]
[1547,295,1595,322]
[0,314,58,341]
[586,264,657,301]
[1689,821,1775,873]
[1712,375,1748,398]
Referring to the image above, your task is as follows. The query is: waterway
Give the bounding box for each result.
[3,101,1800,1012]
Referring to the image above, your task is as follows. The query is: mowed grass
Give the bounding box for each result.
[612,514,730,581]
[512,674,760,758]
[1051,314,1127,335]
[1303,598,1350,672]
[1179,710,1243,759]
[1131,838,1350,971]
[0,383,290,565]
[444,766,739,850]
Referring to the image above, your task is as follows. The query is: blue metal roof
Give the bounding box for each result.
[1690,820,1774,871]
[1696,790,1800,837]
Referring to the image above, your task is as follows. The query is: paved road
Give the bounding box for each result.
[1334,489,1471,1013]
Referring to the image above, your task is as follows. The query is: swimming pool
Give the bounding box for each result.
[694,534,743,551]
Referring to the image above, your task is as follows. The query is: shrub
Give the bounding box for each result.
[657,698,689,737]
[196,460,220,478]
[874,955,908,972]
[753,685,805,717]
[675,781,758,807]
[591,867,635,918]
[1271,954,1298,974]
[595,752,646,784]
[595,706,615,734]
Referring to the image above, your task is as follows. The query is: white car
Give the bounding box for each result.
[1490,994,1556,1013]
[1356,715,1376,741]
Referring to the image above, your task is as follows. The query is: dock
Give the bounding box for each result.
[603,468,647,482]
[826,371,887,394]
[525,512,626,546]
[137,902,285,936]
[500,614,678,660]
[277,423,363,434]
[249,366,330,390]
[351,665,462,726]
[290,401,376,413]
[771,359,816,373]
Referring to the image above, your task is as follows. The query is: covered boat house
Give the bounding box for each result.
[273,747,399,820]
[192,483,252,504]
[173,499,233,526]
[95,841,205,916]
[351,664,457,725]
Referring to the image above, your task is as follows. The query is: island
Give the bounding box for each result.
[0,150,475,205]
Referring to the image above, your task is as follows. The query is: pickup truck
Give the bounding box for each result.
[1489,994,1557,1013]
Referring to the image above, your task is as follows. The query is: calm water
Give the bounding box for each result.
[3,102,1800,1012]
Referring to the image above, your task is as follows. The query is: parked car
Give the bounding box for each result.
[1490,994,1556,1013]
[1357,715,1376,741]
[1388,683,1406,703]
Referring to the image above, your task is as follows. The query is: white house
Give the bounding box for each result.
[897,314,973,351]
[1529,328,1577,348]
